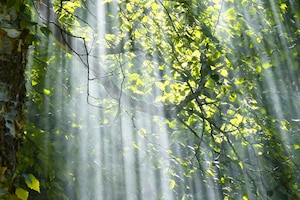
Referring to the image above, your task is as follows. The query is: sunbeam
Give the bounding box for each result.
[8,0,300,199]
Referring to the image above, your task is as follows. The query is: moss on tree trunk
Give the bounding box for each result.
[0,2,28,194]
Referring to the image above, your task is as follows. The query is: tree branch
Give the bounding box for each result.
[35,0,210,120]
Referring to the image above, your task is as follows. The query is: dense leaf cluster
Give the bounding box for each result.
[14,0,300,199]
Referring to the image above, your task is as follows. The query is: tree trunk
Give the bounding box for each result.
[0,2,28,194]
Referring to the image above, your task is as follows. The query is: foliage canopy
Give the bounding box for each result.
[3,0,300,199]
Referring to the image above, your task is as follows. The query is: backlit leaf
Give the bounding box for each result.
[262,62,272,69]
[170,180,176,190]
[15,188,29,200]
[238,161,243,170]
[294,145,300,150]
[24,174,40,193]
[43,88,51,95]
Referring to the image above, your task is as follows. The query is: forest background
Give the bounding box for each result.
[0,0,300,199]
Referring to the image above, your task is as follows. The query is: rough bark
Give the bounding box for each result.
[0,2,28,193]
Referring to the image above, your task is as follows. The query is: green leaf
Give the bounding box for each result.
[25,34,39,44]
[201,65,211,76]
[211,74,220,82]
[24,174,40,193]
[22,173,31,183]
[15,188,29,200]
[40,27,52,36]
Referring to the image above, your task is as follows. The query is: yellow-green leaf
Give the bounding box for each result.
[15,188,29,200]
[126,4,133,13]
[31,80,38,86]
[43,89,51,95]
[229,93,237,102]
[206,169,215,177]
[25,174,40,193]
[262,62,272,69]
[132,143,139,149]
[225,7,236,21]
[105,34,115,41]
[238,161,243,170]
[242,195,248,200]
[230,114,243,126]
[170,179,176,190]
[280,3,287,13]
[138,128,147,137]
[151,2,159,11]
[219,69,228,77]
